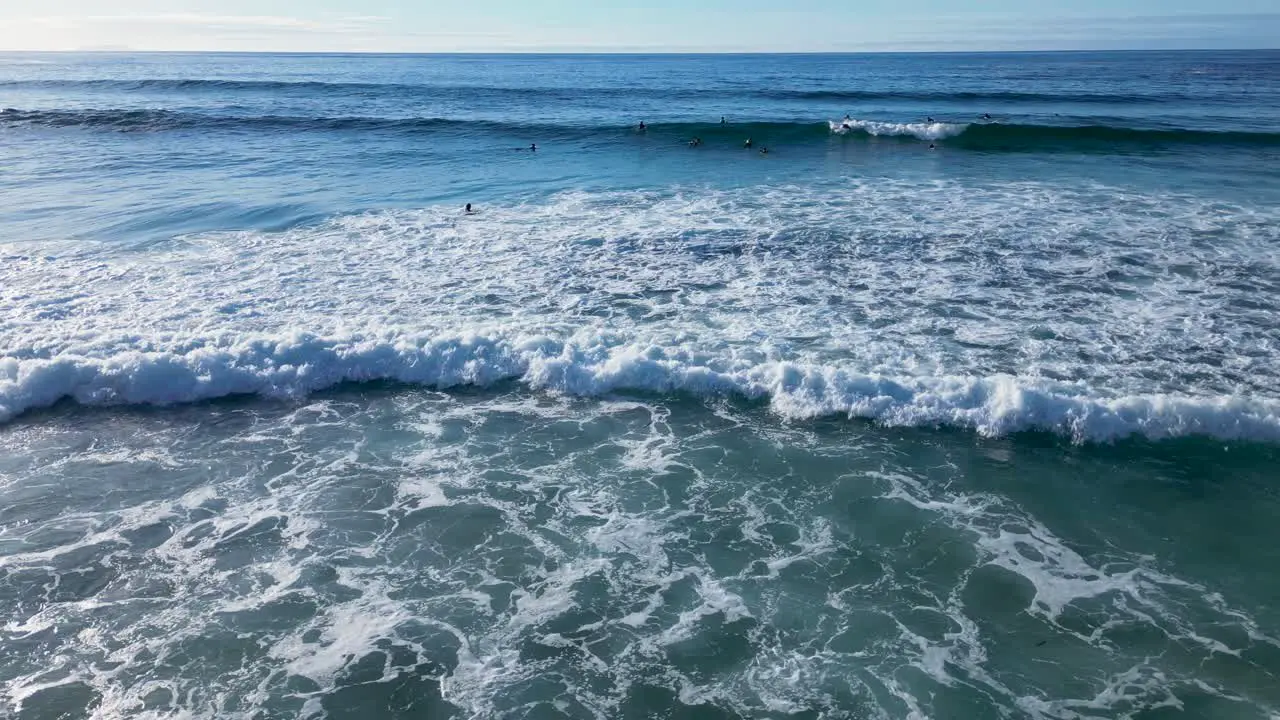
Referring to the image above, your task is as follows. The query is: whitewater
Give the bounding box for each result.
[4,182,1278,442]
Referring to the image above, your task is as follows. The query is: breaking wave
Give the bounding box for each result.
[3,331,1278,443]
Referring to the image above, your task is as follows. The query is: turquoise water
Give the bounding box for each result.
[1,51,1279,719]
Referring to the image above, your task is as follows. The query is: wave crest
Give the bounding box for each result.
[3,331,1277,443]
[828,118,965,141]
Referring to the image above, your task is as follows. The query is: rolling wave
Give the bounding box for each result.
[3,330,1278,443]
[4,107,1278,150]
[771,88,1187,104]
[0,107,491,133]
[0,78,718,103]
[0,78,1206,105]
[952,121,1280,150]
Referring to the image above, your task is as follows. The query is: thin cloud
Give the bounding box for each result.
[6,8,1275,52]
[29,13,389,34]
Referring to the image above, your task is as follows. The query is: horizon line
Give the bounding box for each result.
[2,46,1277,55]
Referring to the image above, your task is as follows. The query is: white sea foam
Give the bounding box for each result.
[2,378,1274,719]
[829,118,965,140]
[2,180,1277,442]
[2,331,1278,442]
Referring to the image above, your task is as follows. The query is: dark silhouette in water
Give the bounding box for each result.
[530,143,537,151]
[638,121,646,132]
[744,138,753,148]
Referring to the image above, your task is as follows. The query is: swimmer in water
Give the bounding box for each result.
[638,121,646,132]
[465,203,474,214]
[744,138,753,148]
[982,113,992,121]
[927,116,935,123]
[928,143,935,150]
[721,116,726,124]
[530,143,537,151]
[759,147,769,155]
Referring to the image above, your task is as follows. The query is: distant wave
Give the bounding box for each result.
[0,78,405,93]
[2,331,1278,444]
[828,119,965,141]
[5,108,1278,151]
[772,89,1186,104]
[824,117,1280,148]
[0,78,1200,105]
[0,108,497,133]
[0,78,689,95]
[0,79,715,103]
[950,122,1280,150]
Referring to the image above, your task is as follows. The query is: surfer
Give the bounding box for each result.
[759,147,769,155]
[689,137,702,147]
[744,138,753,148]
[530,143,537,151]
[465,203,474,214]
[638,121,646,132]
[928,143,935,150]
[927,116,935,123]
[982,113,992,120]
[721,116,726,124]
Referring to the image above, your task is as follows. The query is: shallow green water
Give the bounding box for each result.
[3,387,1278,718]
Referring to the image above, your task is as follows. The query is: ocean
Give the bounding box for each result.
[1,50,1279,719]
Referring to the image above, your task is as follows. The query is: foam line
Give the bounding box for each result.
[3,331,1278,443]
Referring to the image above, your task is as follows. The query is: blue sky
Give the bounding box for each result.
[1,0,1277,52]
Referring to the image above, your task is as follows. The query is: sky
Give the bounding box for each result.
[0,0,1277,52]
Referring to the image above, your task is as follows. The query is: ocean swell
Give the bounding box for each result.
[0,78,1201,105]
[3,331,1277,443]
[5,108,1277,151]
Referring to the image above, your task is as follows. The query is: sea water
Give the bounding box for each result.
[1,51,1279,719]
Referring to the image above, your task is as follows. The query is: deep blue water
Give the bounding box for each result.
[3,51,1279,245]
[1,51,1279,719]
